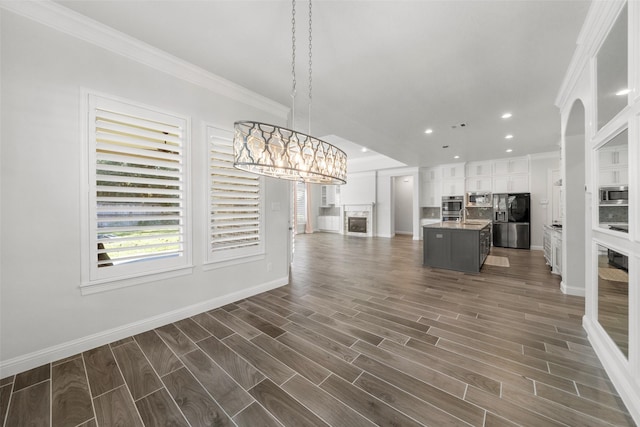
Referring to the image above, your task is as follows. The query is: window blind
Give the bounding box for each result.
[296,181,307,225]
[90,96,186,275]
[208,127,263,261]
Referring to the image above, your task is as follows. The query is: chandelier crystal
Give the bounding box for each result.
[233,0,347,184]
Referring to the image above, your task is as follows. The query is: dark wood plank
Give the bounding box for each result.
[162,367,234,427]
[155,323,198,355]
[250,334,331,385]
[52,357,93,427]
[233,401,282,427]
[191,312,234,339]
[229,308,286,338]
[111,341,163,400]
[136,388,189,427]
[83,344,124,397]
[353,353,484,425]
[13,364,49,391]
[181,349,254,417]
[330,312,410,345]
[352,340,470,398]
[223,333,295,386]
[281,321,359,363]
[134,330,183,376]
[237,300,293,326]
[174,317,212,342]
[109,337,134,348]
[319,374,424,427]
[5,381,50,427]
[286,313,358,347]
[197,336,265,389]
[0,384,10,427]
[208,309,263,340]
[276,332,362,382]
[248,379,329,427]
[77,418,97,427]
[93,385,144,427]
[308,312,383,345]
[355,371,480,426]
[0,376,13,387]
[282,374,376,427]
[52,354,82,366]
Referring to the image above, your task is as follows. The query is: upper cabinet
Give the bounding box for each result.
[465,161,492,178]
[420,166,442,207]
[320,185,340,207]
[492,157,529,175]
[442,163,466,180]
[596,5,628,131]
[491,157,529,193]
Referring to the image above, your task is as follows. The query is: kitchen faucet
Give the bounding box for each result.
[458,208,470,222]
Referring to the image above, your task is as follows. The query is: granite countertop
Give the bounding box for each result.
[424,220,491,231]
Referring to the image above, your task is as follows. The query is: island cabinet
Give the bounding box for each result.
[423,221,491,273]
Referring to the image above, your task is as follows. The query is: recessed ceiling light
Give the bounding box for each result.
[361,147,368,153]
[615,88,630,96]
[501,113,512,119]
[505,134,514,139]
[425,128,433,134]
[454,155,460,159]
[506,148,513,153]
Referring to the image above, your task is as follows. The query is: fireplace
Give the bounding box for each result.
[348,217,367,233]
[343,203,374,237]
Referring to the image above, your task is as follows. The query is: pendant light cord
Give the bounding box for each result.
[308,0,312,135]
[291,0,297,130]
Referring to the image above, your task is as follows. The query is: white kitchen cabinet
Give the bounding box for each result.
[544,225,562,276]
[465,161,492,178]
[493,157,529,175]
[492,174,529,193]
[442,179,465,196]
[599,146,628,168]
[465,177,492,192]
[320,185,340,206]
[421,167,442,206]
[441,163,466,179]
[317,215,340,232]
[552,232,562,276]
[599,167,629,186]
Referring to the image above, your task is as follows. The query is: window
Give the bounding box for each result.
[83,93,190,291]
[295,181,307,233]
[207,126,264,264]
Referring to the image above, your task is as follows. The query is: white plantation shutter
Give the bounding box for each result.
[87,94,189,283]
[208,126,264,262]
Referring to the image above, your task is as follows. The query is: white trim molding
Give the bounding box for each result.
[0,276,288,378]
[0,0,289,120]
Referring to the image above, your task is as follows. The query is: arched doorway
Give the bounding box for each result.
[562,99,587,296]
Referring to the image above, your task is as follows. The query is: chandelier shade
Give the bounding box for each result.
[233,120,347,184]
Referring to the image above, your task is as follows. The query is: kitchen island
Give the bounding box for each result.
[423,220,491,273]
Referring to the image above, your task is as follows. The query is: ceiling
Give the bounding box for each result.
[56,0,591,167]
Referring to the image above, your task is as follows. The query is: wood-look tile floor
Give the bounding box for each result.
[1,233,635,426]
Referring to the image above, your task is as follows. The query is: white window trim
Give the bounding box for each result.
[80,90,193,294]
[204,125,265,268]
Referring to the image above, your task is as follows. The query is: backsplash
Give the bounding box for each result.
[421,207,441,219]
[466,207,493,220]
[599,206,628,223]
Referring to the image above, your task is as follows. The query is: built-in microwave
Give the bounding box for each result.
[466,192,492,207]
[599,186,628,205]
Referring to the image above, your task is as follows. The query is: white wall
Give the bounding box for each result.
[340,171,376,205]
[0,9,290,374]
[394,176,414,234]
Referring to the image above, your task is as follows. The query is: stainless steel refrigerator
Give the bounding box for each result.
[493,193,530,249]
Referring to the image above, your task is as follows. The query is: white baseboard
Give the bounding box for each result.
[530,245,543,251]
[560,280,586,297]
[583,316,640,425]
[0,276,288,377]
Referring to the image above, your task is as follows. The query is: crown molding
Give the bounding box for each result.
[555,0,626,110]
[0,0,289,119]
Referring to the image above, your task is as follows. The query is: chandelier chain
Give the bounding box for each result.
[291,0,297,128]
[308,0,312,133]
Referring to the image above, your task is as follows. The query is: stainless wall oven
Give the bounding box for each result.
[442,196,463,221]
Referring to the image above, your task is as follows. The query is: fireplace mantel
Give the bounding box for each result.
[343,203,374,237]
